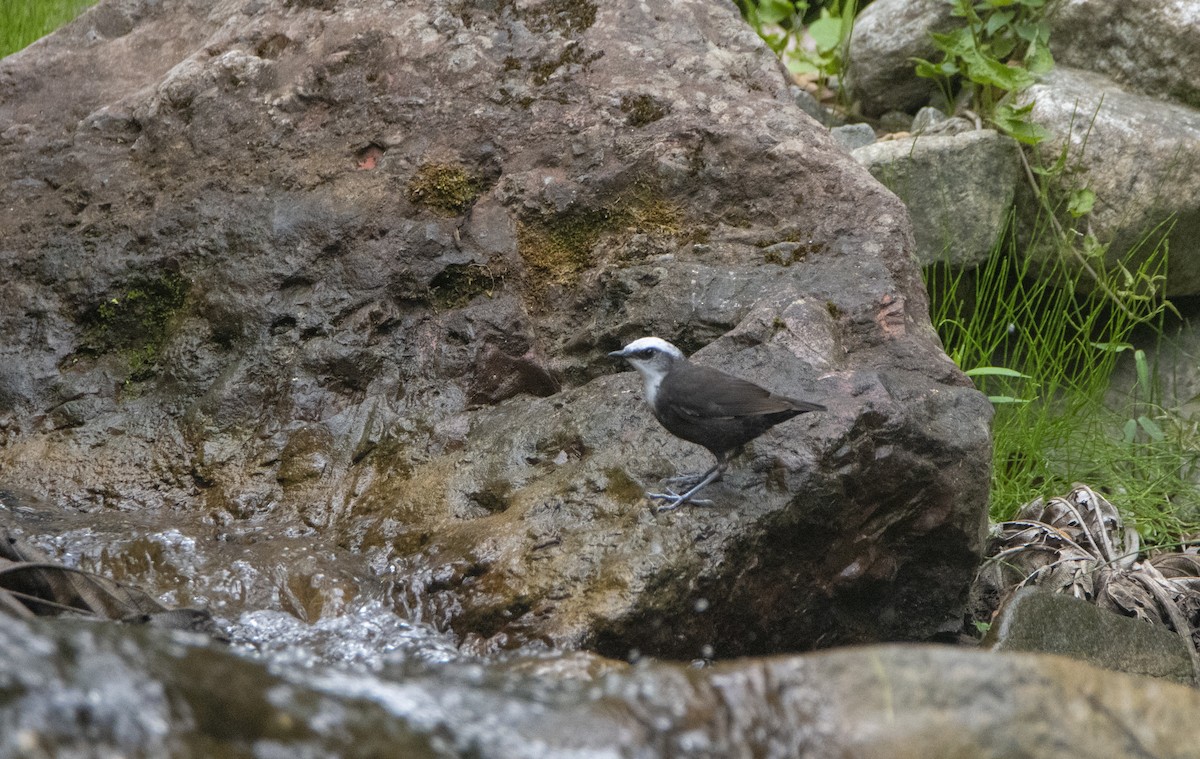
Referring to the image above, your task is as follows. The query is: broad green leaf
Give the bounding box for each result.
[972,55,1035,90]
[984,9,1015,36]
[1012,19,1048,44]
[1068,188,1096,217]
[990,35,1019,61]
[761,31,788,54]
[993,102,1048,144]
[1123,418,1138,444]
[999,120,1048,144]
[807,12,843,52]
[1135,348,1150,390]
[1138,415,1166,441]
[1026,44,1054,74]
[786,57,820,75]
[913,57,958,79]
[930,29,973,56]
[988,395,1032,404]
[966,366,1031,378]
[757,0,798,25]
[1082,233,1108,259]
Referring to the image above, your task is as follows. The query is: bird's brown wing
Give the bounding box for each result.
[662,363,821,419]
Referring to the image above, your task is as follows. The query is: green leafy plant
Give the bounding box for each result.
[926,212,1197,545]
[734,0,858,87]
[914,0,1056,144]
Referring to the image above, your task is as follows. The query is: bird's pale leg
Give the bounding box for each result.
[648,460,727,511]
[663,462,722,489]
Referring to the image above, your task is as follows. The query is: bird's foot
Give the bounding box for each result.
[662,472,708,489]
[662,464,724,490]
[647,490,714,511]
[647,464,725,512]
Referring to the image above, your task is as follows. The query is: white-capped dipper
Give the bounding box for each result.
[609,336,825,510]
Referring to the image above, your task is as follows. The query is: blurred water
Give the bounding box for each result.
[229,600,467,671]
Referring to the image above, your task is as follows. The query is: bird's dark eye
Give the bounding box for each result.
[636,348,656,358]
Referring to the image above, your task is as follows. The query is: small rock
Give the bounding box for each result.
[910,106,947,132]
[984,587,1196,684]
[877,110,914,133]
[830,123,876,152]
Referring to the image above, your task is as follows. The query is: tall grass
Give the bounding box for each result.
[926,213,1200,546]
[0,0,97,59]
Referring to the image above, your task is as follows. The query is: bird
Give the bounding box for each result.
[609,336,824,510]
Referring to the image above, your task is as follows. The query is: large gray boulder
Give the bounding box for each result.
[844,0,953,117]
[846,0,1200,117]
[854,129,1021,267]
[0,0,991,656]
[1022,68,1200,296]
[1050,0,1200,109]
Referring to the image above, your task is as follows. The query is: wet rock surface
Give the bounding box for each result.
[4,611,1200,759]
[0,0,990,657]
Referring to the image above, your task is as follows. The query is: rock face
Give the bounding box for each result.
[985,587,1196,685]
[854,129,1020,267]
[5,613,1200,759]
[844,0,954,117]
[0,0,992,657]
[1049,0,1200,109]
[1022,68,1200,296]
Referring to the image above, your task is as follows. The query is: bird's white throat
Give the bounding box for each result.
[637,365,668,407]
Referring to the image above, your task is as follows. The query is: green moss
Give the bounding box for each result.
[519,0,597,34]
[518,208,613,285]
[620,94,670,127]
[406,162,480,214]
[354,431,412,475]
[625,190,685,237]
[603,467,644,504]
[517,178,697,291]
[529,43,599,86]
[470,478,512,513]
[428,263,497,309]
[761,240,829,266]
[79,272,189,381]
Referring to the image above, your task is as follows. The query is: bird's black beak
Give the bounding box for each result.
[608,349,626,359]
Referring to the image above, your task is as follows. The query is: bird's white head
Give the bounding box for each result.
[608,337,686,406]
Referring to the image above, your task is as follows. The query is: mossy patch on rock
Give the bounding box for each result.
[428,263,498,309]
[518,0,597,34]
[276,425,335,487]
[77,272,189,381]
[620,94,670,127]
[518,180,690,290]
[518,207,614,286]
[406,163,481,214]
[602,467,644,504]
[529,43,602,86]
